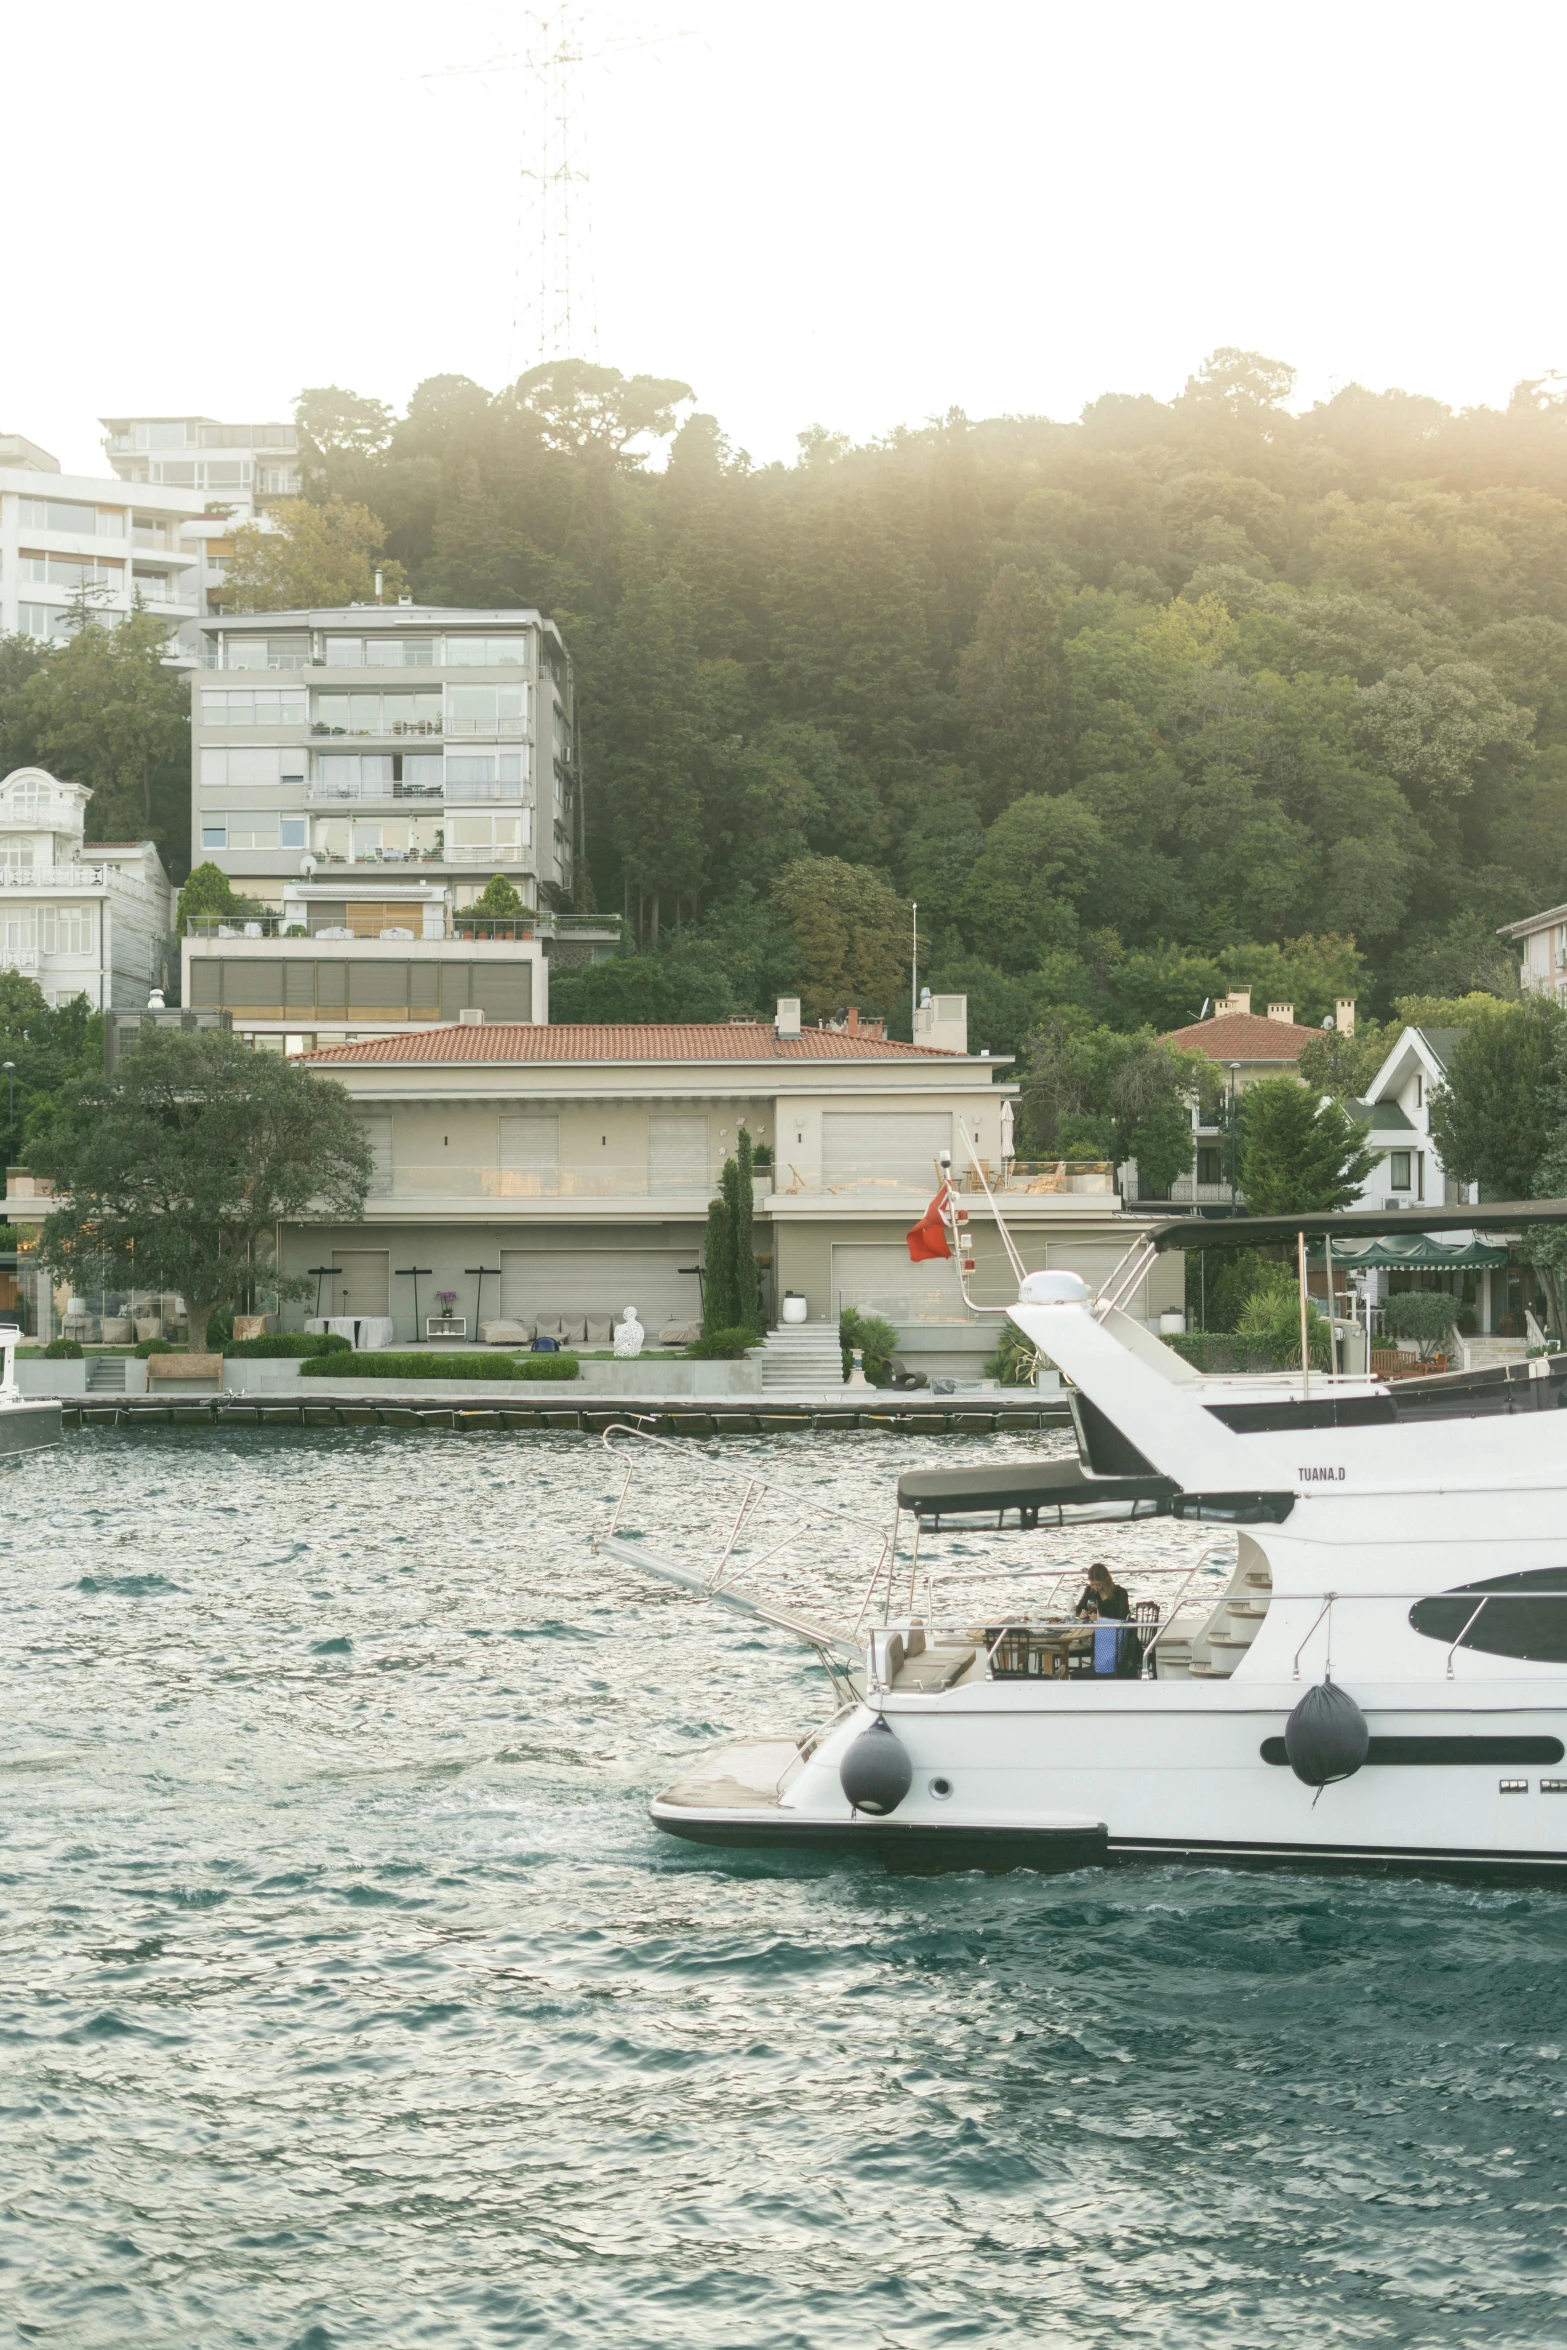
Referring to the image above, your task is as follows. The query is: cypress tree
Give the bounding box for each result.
[701,1192,734,1334]
[734,1125,759,1331]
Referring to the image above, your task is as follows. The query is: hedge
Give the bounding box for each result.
[299,1350,580,1381]
[226,1332,354,1359]
[685,1326,760,1359]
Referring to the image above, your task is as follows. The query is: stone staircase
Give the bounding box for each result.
[756,1323,848,1399]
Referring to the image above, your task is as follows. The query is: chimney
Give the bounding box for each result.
[913,993,969,1054]
[1219,990,1252,1017]
[1267,1001,1295,1025]
[845,1006,860,1036]
[775,996,802,1040]
[1336,997,1356,1037]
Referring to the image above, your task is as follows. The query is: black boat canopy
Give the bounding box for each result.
[1148,1199,1567,1254]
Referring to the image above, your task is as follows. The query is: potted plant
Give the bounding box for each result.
[427,1288,466,1339]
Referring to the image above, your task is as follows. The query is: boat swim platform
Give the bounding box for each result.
[55,1393,1072,1439]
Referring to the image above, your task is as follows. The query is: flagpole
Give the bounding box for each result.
[911,900,918,1034]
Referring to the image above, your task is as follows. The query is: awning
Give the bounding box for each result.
[1309,1235,1508,1269]
[1149,1201,1567,1253]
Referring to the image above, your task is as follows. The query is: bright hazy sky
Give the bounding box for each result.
[9,0,1567,477]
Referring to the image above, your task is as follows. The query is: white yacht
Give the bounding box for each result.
[604,1202,1567,1880]
[0,1324,61,1456]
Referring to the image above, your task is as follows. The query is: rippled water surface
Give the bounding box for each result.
[4,1426,1567,2349]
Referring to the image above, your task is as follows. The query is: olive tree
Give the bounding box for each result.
[29,1026,373,1349]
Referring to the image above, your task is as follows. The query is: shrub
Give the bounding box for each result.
[1233,1272,1332,1371]
[299,1350,579,1380]
[42,1337,83,1359]
[1165,1331,1288,1374]
[1383,1290,1459,1360]
[685,1327,760,1359]
[839,1307,899,1381]
[983,1326,1046,1385]
[133,1336,175,1357]
[226,1331,353,1359]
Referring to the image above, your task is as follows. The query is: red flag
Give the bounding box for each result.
[907,1189,952,1263]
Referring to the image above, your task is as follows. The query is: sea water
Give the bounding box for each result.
[2,1426,1565,2348]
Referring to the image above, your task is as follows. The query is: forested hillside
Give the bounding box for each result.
[267,348,1567,1045]
[12,345,1567,1066]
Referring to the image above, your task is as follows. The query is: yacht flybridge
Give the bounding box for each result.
[600,1198,1567,1880]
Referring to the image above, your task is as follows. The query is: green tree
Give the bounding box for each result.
[773,856,907,1019]
[467,872,526,917]
[1295,1020,1389,1098]
[221,498,408,612]
[1237,1075,1377,1213]
[1427,999,1566,1199]
[176,861,269,936]
[30,1028,373,1354]
[701,1125,761,1337]
[6,610,189,873]
[1019,1019,1214,1192]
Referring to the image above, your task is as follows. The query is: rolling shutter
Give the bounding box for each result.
[821,1112,952,1190]
[472,962,532,1022]
[648,1114,709,1193]
[501,1247,699,1326]
[357,1115,393,1195]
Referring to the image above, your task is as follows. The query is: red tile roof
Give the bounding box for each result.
[302,1021,965,1065]
[1161,1011,1323,1061]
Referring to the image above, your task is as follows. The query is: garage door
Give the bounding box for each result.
[501,1248,702,1327]
[821,1112,952,1191]
[831,1243,960,1322]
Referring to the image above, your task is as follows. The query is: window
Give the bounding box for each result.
[1389,1152,1412,1190]
[18,497,124,536]
[323,637,435,669]
[447,813,527,862]
[444,751,525,798]
[222,637,310,671]
[226,815,284,851]
[40,905,96,956]
[441,635,528,666]
[18,551,124,586]
[311,753,442,797]
[7,780,47,816]
[446,684,528,735]
[16,604,66,641]
[1197,1146,1224,1186]
[201,746,306,787]
[311,690,442,737]
[0,910,34,963]
[279,817,307,850]
[1414,1073,1424,1109]
[200,688,307,726]
[202,824,228,849]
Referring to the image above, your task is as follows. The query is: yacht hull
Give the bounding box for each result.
[0,1400,62,1455]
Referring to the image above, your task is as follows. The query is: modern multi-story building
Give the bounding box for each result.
[181,876,617,1051]
[191,606,577,908]
[99,415,301,510]
[0,767,173,1008]
[0,437,209,646]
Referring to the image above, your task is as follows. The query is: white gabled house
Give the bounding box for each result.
[1347,1027,1473,1212]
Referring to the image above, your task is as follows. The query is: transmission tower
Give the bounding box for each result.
[426,12,692,379]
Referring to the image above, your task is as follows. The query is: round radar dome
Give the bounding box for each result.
[1017,1271,1091,1305]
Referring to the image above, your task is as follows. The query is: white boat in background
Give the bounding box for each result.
[0,1324,62,1457]
[604,1200,1567,1881]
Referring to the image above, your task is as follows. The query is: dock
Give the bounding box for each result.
[58,1393,1072,1438]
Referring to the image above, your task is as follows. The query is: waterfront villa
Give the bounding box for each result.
[0,766,173,1009]
[259,993,1180,1377]
[1154,990,1350,1209]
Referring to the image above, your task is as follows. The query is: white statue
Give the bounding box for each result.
[613,1305,645,1358]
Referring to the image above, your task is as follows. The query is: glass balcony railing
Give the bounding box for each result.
[306,779,445,803]
[200,651,312,670]
[370,1164,771,1200]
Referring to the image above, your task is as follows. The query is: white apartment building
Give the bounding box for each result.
[100,415,301,510]
[1501,902,1567,997]
[0,767,173,1008]
[192,606,577,906]
[0,436,209,646]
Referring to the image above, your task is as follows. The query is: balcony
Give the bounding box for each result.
[370,1163,760,1202]
[306,779,445,804]
[310,720,443,738]
[200,651,312,670]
